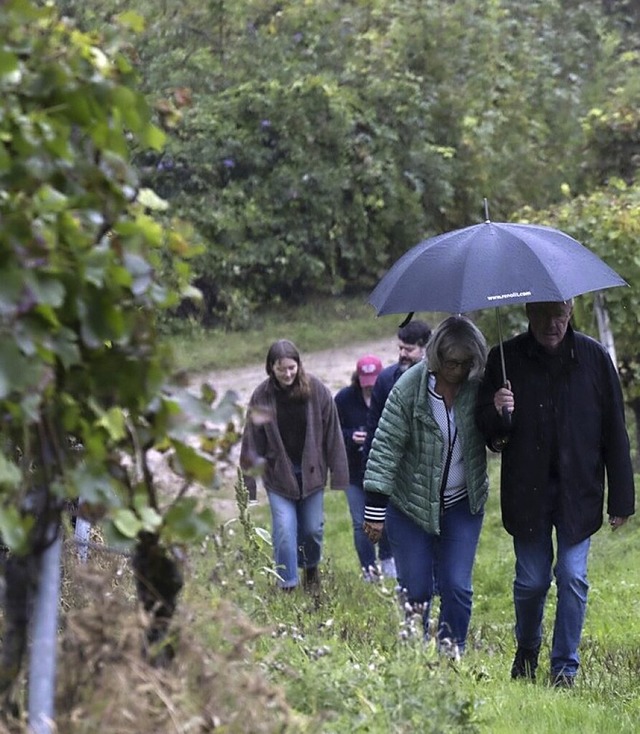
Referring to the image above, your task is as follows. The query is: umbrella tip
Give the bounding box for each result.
[483,197,490,223]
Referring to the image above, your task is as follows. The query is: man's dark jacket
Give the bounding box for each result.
[362,362,405,462]
[476,325,635,544]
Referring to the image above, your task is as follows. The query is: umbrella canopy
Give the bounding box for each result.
[369,219,627,400]
[368,221,627,316]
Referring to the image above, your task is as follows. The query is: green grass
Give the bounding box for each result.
[161,296,443,372]
[183,464,639,734]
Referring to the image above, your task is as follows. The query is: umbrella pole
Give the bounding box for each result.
[495,309,508,386]
[495,309,511,427]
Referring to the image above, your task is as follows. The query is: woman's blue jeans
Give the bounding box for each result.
[345,483,393,570]
[386,498,483,652]
[267,489,324,588]
[513,529,590,677]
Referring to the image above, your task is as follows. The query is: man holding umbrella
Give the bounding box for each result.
[476,299,635,688]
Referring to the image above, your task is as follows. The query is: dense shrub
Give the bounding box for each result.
[117,0,640,327]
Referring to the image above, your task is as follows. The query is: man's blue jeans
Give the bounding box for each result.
[513,530,590,677]
[267,489,324,588]
[386,498,483,651]
[345,483,393,570]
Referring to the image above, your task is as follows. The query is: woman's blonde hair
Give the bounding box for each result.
[426,315,488,380]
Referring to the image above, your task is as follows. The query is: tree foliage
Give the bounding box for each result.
[0,0,241,688]
[55,0,638,328]
[22,0,640,384]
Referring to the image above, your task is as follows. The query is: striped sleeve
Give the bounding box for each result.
[364,490,389,523]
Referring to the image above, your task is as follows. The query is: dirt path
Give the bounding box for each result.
[152,336,402,522]
[199,336,400,407]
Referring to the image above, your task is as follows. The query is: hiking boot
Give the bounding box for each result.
[550,672,575,689]
[362,565,382,583]
[511,646,540,681]
[380,557,397,580]
[438,637,461,662]
[303,566,320,592]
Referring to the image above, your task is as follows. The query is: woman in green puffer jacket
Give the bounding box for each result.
[363,316,488,656]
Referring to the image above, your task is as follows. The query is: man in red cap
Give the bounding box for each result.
[335,355,394,580]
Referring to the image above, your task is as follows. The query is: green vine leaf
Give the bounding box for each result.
[0,507,34,556]
[0,454,21,490]
[113,508,143,539]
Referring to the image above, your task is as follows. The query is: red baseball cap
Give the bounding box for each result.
[356,355,383,387]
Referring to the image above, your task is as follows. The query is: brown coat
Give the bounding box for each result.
[240,374,349,500]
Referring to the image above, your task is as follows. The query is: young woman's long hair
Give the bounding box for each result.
[265,339,311,400]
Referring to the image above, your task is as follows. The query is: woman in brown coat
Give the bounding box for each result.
[240,340,349,590]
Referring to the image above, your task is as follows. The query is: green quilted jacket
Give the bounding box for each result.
[363,361,488,535]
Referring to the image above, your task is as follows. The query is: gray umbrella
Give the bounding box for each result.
[368,214,627,387]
